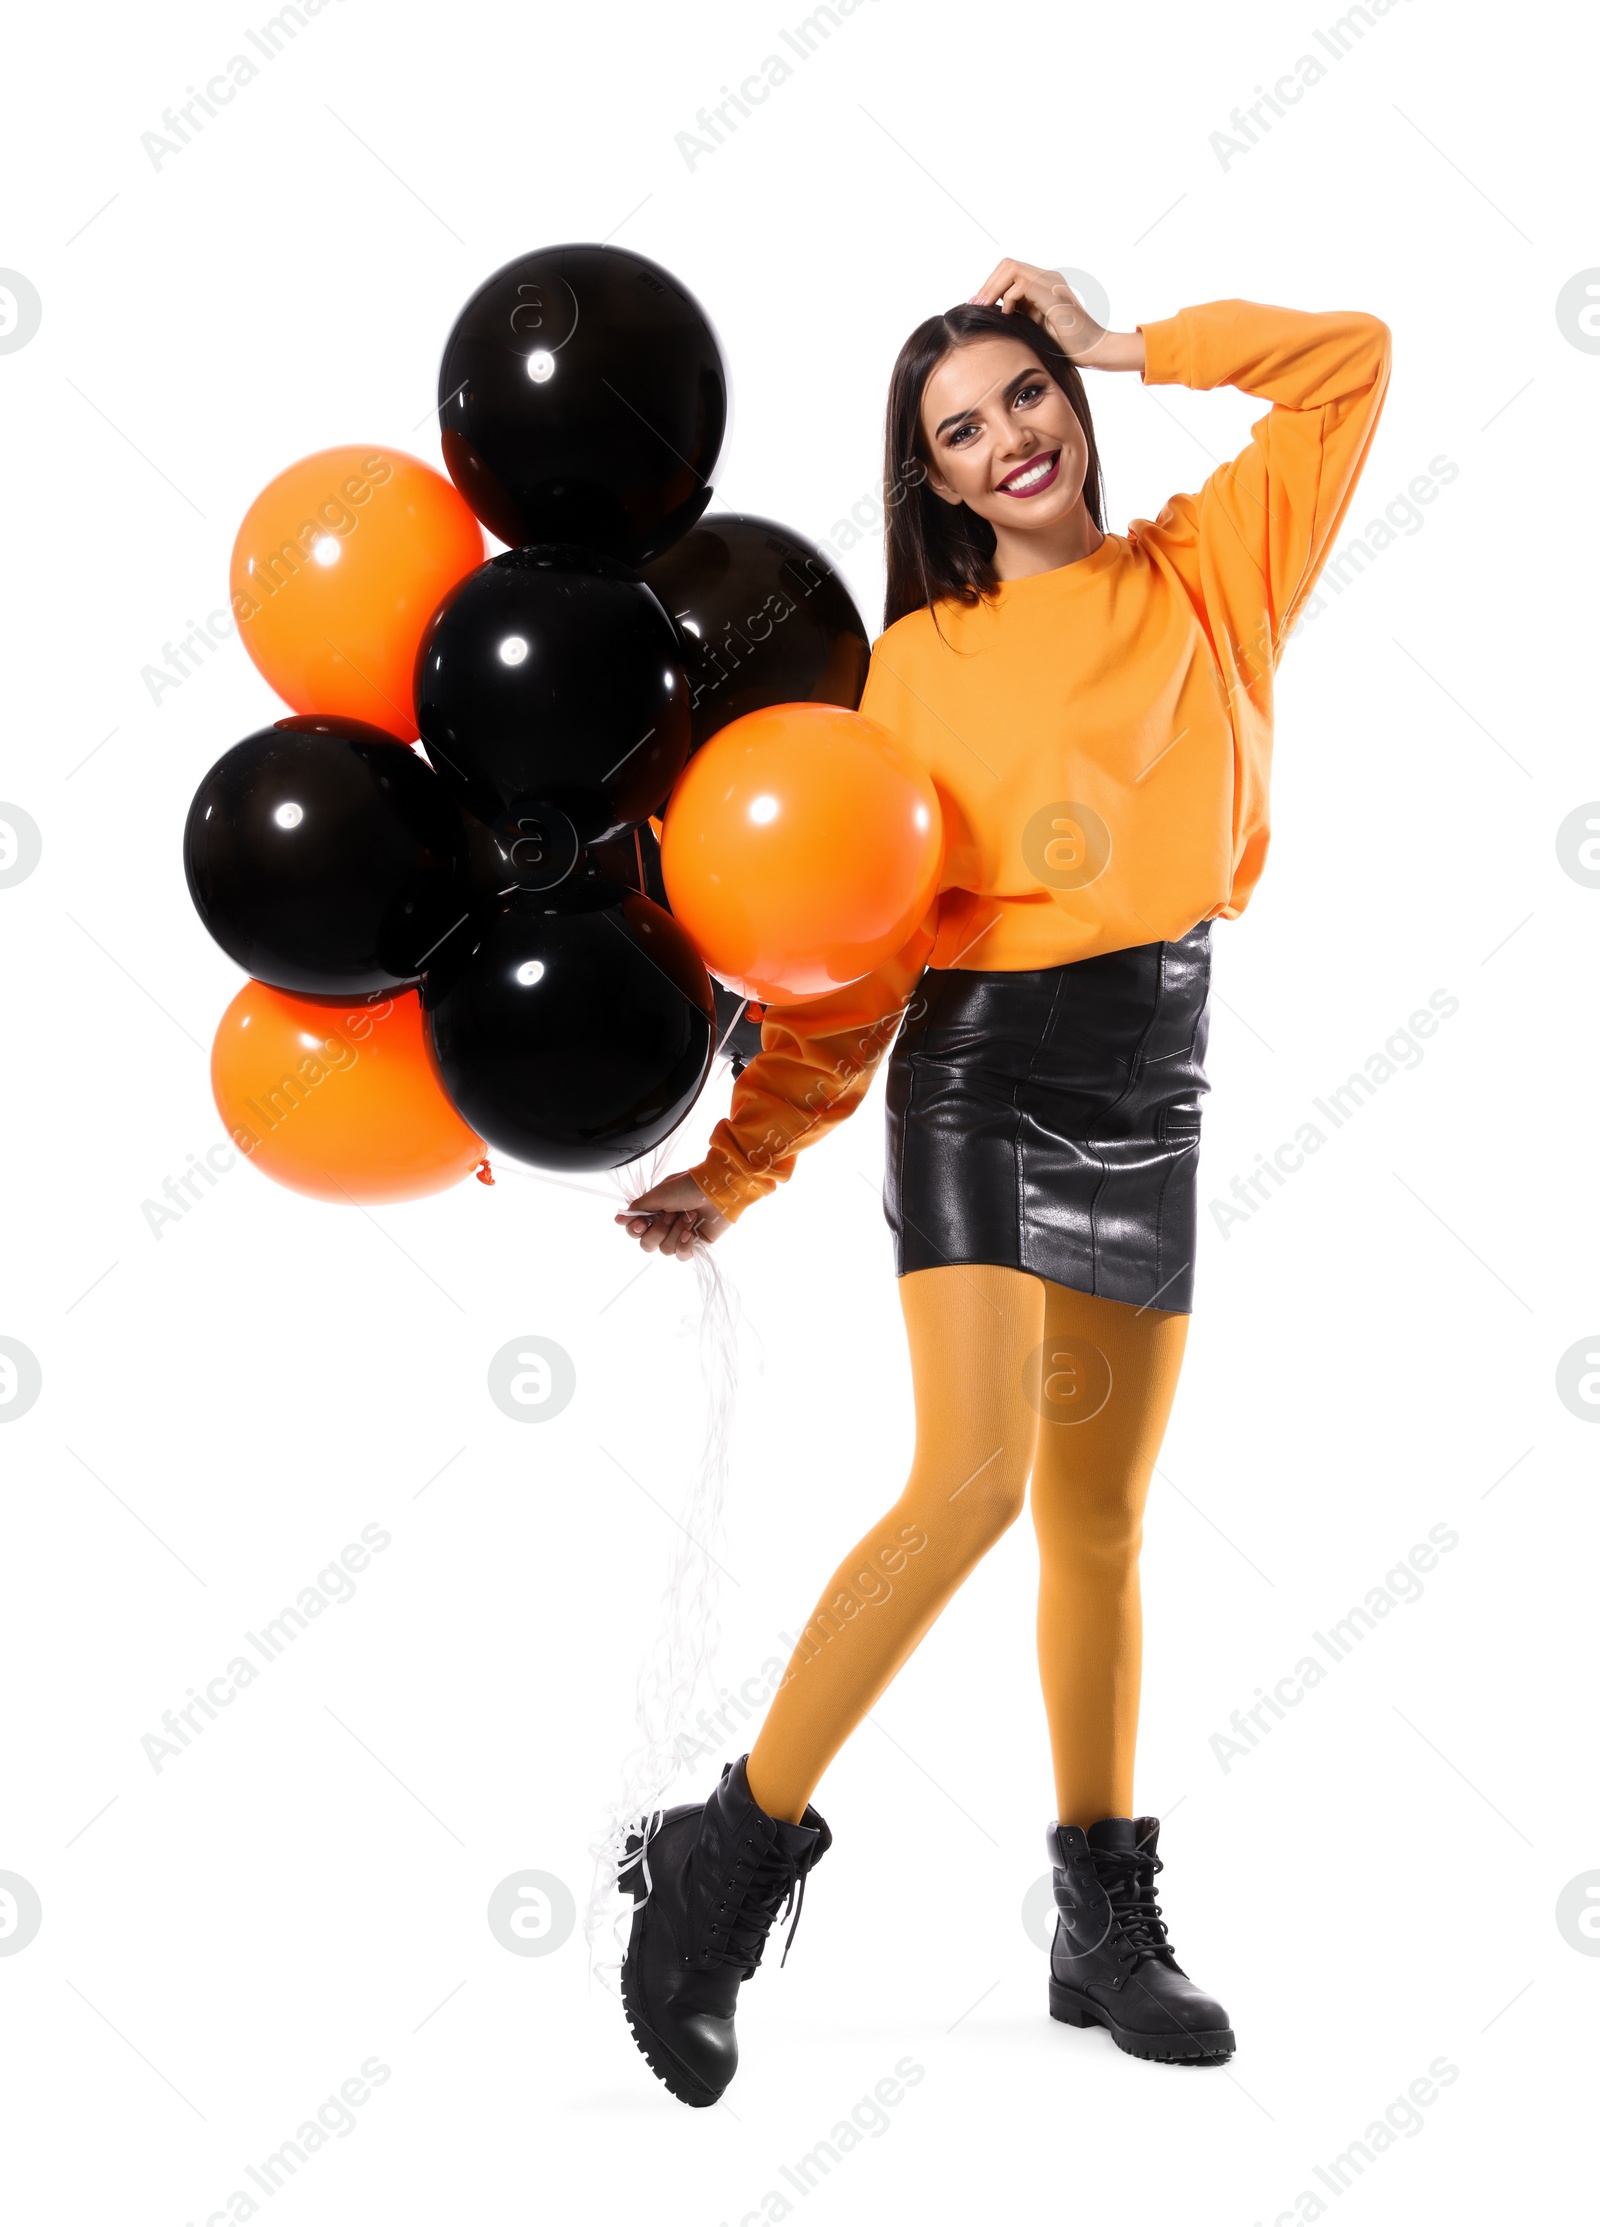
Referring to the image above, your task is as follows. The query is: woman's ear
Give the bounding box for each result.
[924,465,962,508]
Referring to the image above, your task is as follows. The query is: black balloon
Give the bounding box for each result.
[414,546,690,851]
[183,716,465,996]
[642,513,871,754]
[437,244,728,564]
[423,882,714,1170]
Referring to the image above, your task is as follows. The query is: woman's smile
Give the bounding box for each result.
[997,449,1061,497]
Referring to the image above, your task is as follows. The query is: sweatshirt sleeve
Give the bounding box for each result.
[1136,299,1391,672]
[686,918,937,1223]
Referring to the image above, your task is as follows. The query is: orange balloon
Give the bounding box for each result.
[230,446,484,740]
[661,703,943,1001]
[211,981,484,1204]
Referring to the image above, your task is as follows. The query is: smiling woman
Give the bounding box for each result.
[615,259,1391,2105]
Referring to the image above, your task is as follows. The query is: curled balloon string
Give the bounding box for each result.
[584,1149,742,1992]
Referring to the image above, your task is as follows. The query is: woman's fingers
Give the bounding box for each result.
[614,1170,726,1255]
[972,260,1099,333]
[650,1212,697,1260]
[969,258,1017,306]
[615,1206,706,1257]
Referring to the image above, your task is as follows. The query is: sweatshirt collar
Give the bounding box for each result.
[988,532,1126,598]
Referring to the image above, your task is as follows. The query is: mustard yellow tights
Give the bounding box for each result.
[745,1264,1188,1828]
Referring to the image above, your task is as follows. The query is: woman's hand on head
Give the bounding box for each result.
[614,1173,731,1260]
[968,260,1142,371]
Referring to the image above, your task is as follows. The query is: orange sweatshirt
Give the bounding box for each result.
[689,299,1391,1222]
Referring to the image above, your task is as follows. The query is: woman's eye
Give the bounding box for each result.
[1013,383,1046,408]
[948,424,978,447]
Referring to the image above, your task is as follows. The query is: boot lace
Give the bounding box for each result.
[703,1833,813,1973]
[1091,1846,1176,1971]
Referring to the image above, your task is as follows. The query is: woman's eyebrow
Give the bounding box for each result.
[934,365,1047,438]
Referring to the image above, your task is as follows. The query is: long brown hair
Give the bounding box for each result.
[881,304,1106,631]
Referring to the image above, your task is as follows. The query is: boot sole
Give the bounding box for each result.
[1049,1978,1235,2063]
[618,1843,725,2111]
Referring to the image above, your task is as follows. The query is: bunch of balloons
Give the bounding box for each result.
[185,244,943,1205]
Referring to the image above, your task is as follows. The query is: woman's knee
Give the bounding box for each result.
[1035,1495,1146,1575]
[937,1451,1032,1547]
[1077,1511,1146,1574]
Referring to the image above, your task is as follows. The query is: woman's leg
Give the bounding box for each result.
[745,1262,1045,1824]
[1028,1283,1189,1826]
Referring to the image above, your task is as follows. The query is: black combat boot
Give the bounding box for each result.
[1046,1815,1235,2063]
[620,1754,830,2108]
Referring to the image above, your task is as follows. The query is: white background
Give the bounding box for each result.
[2,1,1595,2220]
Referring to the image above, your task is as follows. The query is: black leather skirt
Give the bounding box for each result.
[883,922,1212,1313]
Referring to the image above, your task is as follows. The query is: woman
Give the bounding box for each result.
[614,260,1390,2103]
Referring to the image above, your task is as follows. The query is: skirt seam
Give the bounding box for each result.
[1016,962,1075,1288]
[888,968,931,1273]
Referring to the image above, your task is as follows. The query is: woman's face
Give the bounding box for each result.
[919,334,1090,536]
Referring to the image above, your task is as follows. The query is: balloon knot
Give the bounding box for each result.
[475,1157,496,1186]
